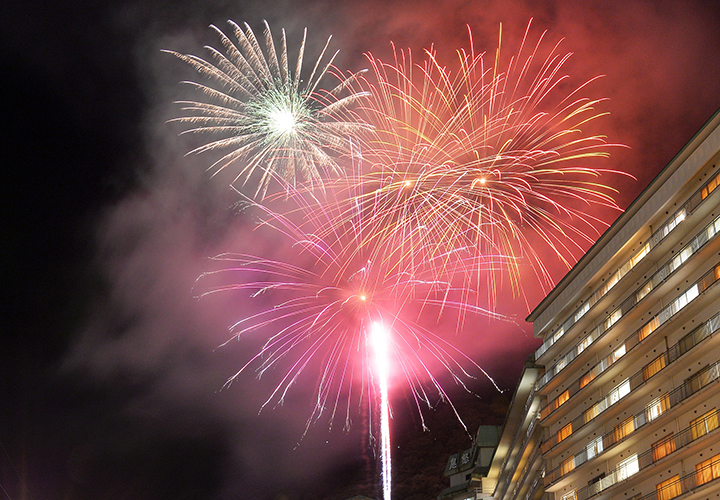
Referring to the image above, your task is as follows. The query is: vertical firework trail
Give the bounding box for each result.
[371,322,392,500]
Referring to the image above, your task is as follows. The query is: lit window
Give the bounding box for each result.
[613,417,635,442]
[561,491,577,500]
[604,309,622,330]
[580,370,595,389]
[656,475,681,500]
[575,302,590,322]
[587,436,603,460]
[647,394,670,421]
[556,390,570,409]
[639,317,660,341]
[612,344,626,362]
[577,335,592,354]
[652,434,676,462]
[558,423,572,443]
[695,452,720,486]
[630,243,650,267]
[584,404,599,423]
[643,354,666,380]
[609,379,630,405]
[616,454,639,481]
[553,327,564,343]
[690,408,719,440]
[556,357,567,372]
[560,456,575,475]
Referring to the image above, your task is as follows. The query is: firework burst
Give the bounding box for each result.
[196,186,504,438]
[347,21,630,303]
[164,20,370,198]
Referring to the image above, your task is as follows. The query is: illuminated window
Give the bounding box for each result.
[701,173,720,199]
[553,327,564,343]
[639,317,660,341]
[611,344,626,362]
[609,379,630,405]
[643,354,666,380]
[604,309,622,330]
[614,417,635,442]
[696,453,720,486]
[558,423,572,443]
[616,454,639,481]
[575,302,590,322]
[561,491,577,500]
[630,243,650,267]
[656,475,681,500]
[587,436,603,460]
[690,408,719,440]
[652,434,676,461]
[577,335,592,354]
[580,370,595,388]
[560,456,575,475]
[647,394,670,421]
[584,404,599,423]
[556,390,570,408]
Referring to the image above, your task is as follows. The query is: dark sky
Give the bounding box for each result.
[2,1,720,499]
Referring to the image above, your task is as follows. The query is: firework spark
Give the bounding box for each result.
[165,20,370,198]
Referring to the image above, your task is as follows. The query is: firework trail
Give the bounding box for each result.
[346,20,630,306]
[370,322,392,500]
[164,20,370,198]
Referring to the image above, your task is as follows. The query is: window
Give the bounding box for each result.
[556,390,570,409]
[587,436,603,460]
[647,394,670,421]
[612,344,626,361]
[639,317,660,341]
[701,173,720,199]
[643,354,666,380]
[575,302,590,322]
[614,417,635,442]
[630,243,650,267]
[690,408,719,440]
[560,456,575,475]
[656,475,681,500]
[561,491,577,500]
[652,434,676,461]
[616,454,639,481]
[584,404,599,423]
[580,370,595,388]
[696,453,720,486]
[558,423,573,443]
[609,379,630,405]
[577,335,592,354]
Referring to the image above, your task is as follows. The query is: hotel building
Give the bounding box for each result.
[441,109,720,500]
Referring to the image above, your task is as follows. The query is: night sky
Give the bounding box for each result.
[3,1,720,499]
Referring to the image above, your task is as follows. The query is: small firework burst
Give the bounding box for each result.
[165,20,370,198]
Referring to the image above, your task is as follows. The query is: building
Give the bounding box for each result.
[529,109,720,500]
[442,109,720,500]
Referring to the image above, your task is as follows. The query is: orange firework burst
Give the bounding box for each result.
[344,20,630,304]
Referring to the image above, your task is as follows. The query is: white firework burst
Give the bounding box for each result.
[165,20,370,198]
